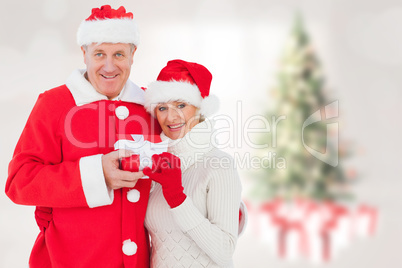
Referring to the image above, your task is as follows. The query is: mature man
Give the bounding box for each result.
[5,5,160,267]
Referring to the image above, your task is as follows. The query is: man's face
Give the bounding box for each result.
[82,43,136,99]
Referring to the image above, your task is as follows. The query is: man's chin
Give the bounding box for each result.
[97,88,122,99]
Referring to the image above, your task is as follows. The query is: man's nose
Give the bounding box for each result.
[103,57,117,72]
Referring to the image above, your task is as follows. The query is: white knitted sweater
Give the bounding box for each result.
[144,120,242,268]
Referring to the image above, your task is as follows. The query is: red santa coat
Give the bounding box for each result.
[6,69,161,268]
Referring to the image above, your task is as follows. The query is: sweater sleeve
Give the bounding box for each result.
[5,91,112,208]
[170,156,242,267]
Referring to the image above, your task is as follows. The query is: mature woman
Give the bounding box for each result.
[142,59,243,268]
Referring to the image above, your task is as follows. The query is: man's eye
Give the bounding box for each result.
[116,53,123,57]
[95,53,103,57]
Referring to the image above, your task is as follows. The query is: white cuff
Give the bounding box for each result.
[80,154,114,208]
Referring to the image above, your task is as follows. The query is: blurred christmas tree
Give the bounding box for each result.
[251,14,353,202]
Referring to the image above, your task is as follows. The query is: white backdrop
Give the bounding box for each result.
[1,0,402,267]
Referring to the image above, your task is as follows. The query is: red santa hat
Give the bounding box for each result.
[144,60,220,117]
[77,5,140,46]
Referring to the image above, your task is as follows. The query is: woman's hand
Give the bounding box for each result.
[143,152,186,208]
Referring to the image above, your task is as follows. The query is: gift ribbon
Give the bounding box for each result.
[114,135,168,170]
[357,204,377,236]
[278,218,308,259]
[256,199,376,263]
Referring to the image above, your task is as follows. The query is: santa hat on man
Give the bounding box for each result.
[77,5,140,46]
[144,60,220,117]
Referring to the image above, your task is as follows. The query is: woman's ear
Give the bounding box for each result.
[196,108,205,122]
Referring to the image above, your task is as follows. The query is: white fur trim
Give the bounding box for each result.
[200,94,220,117]
[66,69,145,106]
[120,78,145,105]
[77,18,140,46]
[144,81,203,116]
[66,69,107,106]
[80,154,114,208]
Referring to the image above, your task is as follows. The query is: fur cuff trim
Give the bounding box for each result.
[80,154,114,208]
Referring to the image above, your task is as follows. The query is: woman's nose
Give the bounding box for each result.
[167,107,181,121]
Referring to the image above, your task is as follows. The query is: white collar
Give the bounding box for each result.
[65,69,145,106]
[161,119,216,171]
[111,85,126,101]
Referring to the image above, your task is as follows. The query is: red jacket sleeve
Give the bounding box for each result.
[5,89,88,208]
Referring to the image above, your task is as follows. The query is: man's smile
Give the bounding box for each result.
[101,74,118,79]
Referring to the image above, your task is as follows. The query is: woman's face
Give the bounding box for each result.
[155,101,199,140]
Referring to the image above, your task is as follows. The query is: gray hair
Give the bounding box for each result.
[81,43,136,53]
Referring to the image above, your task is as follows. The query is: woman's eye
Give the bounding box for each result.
[158,106,167,111]
[177,103,186,109]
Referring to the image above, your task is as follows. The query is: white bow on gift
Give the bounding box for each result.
[114,135,169,170]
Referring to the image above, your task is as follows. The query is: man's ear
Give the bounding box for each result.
[81,46,87,65]
[130,46,137,64]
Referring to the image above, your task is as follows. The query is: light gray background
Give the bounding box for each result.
[1,0,401,267]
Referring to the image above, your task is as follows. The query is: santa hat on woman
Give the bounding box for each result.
[144,60,220,117]
[76,5,140,46]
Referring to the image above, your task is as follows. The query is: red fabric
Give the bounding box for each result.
[29,233,51,267]
[156,60,212,98]
[6,85,161,268]
[87,5,133,21]
[143,152,186,208]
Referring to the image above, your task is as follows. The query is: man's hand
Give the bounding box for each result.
[102,150,144,190]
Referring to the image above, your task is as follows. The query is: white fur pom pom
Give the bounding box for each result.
[127,189,140,203]
[122,239,137,256]
[200,94,220,117]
